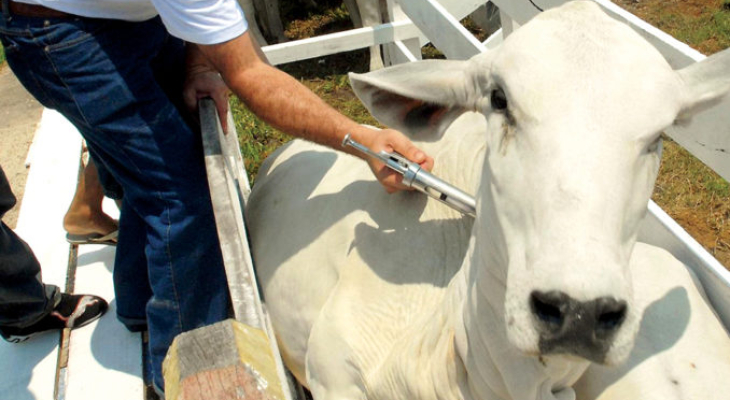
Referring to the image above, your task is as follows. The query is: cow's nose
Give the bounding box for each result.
[530,290,627,363]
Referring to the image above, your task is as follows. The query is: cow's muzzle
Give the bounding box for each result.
[530,290,627,363]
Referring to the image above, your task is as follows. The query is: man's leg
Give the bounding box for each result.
[1,15,230,390]
[0,165,58,329]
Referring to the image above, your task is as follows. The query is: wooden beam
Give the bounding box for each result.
[198,99,298,400]
[200,100,262,329]
[163,319,286,400]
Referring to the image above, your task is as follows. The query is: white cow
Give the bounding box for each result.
[246,2,730,399]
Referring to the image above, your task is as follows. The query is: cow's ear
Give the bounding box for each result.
[349,59,478,140]
[677,48,730,122]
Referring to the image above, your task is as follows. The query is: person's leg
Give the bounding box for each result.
[0,165,108,342]
[63,157,119,244]
[0,165,58,328]
[2,15,230,390]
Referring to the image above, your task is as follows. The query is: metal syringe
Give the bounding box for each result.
[342,134,476,217]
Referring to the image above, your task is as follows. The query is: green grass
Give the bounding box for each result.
[658,8,730,53]
[1,43,5,67]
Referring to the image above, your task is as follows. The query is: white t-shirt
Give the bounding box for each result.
[15,0,248,45]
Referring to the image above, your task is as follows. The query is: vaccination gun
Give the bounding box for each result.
[342,134,476,218]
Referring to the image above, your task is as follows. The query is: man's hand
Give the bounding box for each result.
[358,128,434,193]
[183,45,232,133]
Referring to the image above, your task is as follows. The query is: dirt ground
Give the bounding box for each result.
[0,63,44,229]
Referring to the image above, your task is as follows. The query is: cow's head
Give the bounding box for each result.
[350,1,730,366]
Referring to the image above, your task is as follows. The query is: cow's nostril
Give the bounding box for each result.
[596,298,627,332]
[530,291,566,329]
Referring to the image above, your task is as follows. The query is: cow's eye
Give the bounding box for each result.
[491,88,508,111]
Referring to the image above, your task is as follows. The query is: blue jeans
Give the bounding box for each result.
[0,14,231,390]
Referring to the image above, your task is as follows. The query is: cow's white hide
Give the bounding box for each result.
[246,2,730,399]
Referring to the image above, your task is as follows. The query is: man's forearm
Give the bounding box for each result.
[197,31,433,192]
[198,32,373,153]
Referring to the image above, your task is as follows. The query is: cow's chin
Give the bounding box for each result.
[503,288,640,367]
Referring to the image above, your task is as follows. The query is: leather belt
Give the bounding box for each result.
[8,1,72,18]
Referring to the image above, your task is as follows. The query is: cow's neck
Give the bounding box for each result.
[367,230,588,400]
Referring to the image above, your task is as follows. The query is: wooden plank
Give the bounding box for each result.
[64,199,145,400]
[200,100,263,329]
[399,0,486,60]
[263,20,426,66]
[164,319,286,400]
[0,109,82,400]
[199,99,297,400]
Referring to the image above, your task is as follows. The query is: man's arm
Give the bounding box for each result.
[191,31,434,193]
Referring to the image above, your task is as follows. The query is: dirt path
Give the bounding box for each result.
[0,64,44,229]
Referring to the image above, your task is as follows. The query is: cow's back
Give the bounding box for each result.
[246,113,486,383]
